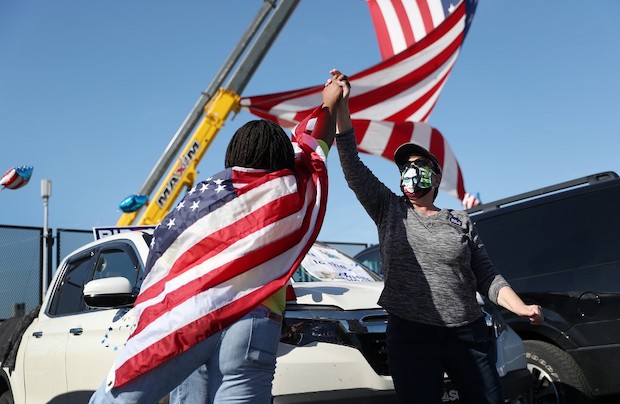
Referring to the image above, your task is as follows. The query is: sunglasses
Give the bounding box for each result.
[399,159,433,173]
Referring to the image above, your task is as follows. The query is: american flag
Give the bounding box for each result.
[241,0,480,205]
[367,0,476,59]
[108,110,328,388]
[461,192,481,209]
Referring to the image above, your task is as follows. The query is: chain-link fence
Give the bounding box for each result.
[0,226,363,320]
[0,226,95,320]
[56,228,93,269]
[0,225,42,319]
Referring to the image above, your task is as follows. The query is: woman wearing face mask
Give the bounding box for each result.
[334,101,542,404]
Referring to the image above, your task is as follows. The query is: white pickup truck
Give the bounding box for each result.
[0,230,533,403]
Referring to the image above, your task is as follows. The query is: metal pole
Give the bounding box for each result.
[136,0,278,198]
[41,179,52,301]
[226,0,300,94]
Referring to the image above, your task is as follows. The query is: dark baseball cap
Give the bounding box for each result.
[394,143,442,174]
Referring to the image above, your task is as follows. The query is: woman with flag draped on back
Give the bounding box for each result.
[89,69,351,404]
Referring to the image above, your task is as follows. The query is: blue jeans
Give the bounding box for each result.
[386,314,503,404]
[89,305,282,404]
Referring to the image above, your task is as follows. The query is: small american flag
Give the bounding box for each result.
[461,192,481,209]
[108,109,328,388]
[241,0,478,204]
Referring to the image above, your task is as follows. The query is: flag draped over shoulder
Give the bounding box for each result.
[241,0,480,206]
[108,109,328,389]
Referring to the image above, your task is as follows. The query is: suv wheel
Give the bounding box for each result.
[524,340,592,404]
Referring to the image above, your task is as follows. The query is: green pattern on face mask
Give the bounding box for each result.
[417,166,433,188]
[400,164,433,192]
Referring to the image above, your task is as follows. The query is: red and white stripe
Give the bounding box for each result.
[241,0,469,201]
[242,0,466,125]
[353,119,465,200]
[367,0,457,59]
[0,166,31,190]
[461,192,481,209]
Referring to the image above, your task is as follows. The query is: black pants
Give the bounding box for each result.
[386,314,503,404]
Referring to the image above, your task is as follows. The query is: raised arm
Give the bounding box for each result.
[310,70,349,149]
[329,69,352,134]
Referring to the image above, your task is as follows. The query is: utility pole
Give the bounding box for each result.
[41,178,52,301]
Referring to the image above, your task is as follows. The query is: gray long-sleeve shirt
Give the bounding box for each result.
[337,129,509,327]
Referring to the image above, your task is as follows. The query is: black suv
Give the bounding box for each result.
[354,171,620,404]
[464,171,620,403]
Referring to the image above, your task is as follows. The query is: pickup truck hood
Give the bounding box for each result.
[291,281,384,310]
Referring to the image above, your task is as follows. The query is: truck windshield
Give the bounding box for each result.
[292,243,382,283]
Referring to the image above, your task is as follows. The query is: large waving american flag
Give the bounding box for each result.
[367,0,476,59]
[108,110,328,388]
[241,0,480,206]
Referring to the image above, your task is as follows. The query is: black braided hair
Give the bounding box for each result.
[225,120,295,171]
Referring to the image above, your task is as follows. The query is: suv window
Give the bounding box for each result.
[354,245,381,275]
[472,185,620,293]
[93,248,141,285]
[49,253,94,316]
[48,242,144,316]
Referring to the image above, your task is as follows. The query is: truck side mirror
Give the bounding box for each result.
[83,277,137,308]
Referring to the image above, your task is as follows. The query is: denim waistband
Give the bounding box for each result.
[255,305,283,322]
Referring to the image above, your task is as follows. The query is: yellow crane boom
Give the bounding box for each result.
[115,0,299,226]
[116,89,240,226]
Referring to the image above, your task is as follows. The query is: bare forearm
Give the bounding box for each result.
[337,103,352,134]
[313,69,348,147]
[497,286,527,312]
[312,103,337,148]
[497,285,544,325]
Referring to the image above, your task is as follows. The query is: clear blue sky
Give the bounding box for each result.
[1,1,619,247]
